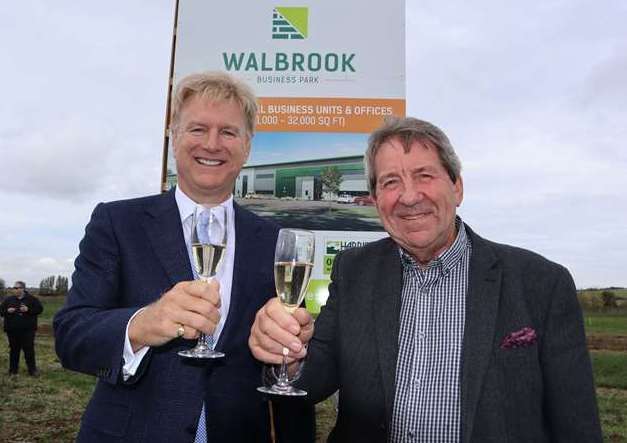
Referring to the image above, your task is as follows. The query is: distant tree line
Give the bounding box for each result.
[579,286,626,291]
[601,291,618,309]
[577,288,627,312]
[0,276,69,297]
[39,275,69,296]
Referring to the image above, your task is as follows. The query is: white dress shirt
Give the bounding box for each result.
[122,187,236,379]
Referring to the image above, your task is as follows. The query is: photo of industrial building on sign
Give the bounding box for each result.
[234,155,381,231]
[235,155,366,200]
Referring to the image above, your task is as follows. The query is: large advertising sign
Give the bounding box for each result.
[163,0,405,310]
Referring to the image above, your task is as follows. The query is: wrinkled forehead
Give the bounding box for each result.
[375,136,437,166]
[374,137,449,188]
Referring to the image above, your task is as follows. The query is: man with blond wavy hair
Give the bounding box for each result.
[55,71,313,443]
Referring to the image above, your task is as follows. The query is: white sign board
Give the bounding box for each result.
[166,0,405,309]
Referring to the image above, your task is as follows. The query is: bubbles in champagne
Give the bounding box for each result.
[274,261,313,311]
[192,243,226,279]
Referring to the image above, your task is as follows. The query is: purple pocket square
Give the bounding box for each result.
[500,327,537,349]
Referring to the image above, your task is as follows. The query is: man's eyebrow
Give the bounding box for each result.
[377,171,399,181]
[184,120,207,127]
[221,125,246,136]
[411,165,437,174]
[184,121,242,132]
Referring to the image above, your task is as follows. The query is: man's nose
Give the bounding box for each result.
[398,182,424,205]
[202,129,220,151]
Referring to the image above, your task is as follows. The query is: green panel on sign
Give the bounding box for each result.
[276,7,308,37]
[324,255,335,275]
[275,163,363,197]
[276,163,363,179]
[305,279,330,315]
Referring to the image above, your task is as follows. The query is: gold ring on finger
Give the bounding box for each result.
[176,324,185,338]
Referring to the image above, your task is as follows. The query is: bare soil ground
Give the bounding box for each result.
[587,335,627,352]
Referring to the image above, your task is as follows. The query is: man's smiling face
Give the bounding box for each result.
[373,136,463,264]
[172,95,250,204]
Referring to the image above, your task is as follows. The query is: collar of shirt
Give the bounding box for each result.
[174,185,235,342]
[174,186,235,225]
[399,216,469,277]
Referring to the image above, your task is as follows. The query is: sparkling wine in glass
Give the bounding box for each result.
[258,228,314,396]
[179,206,227,359]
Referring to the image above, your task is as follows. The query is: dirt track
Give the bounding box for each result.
[37,324,625,351]
[587,335,627,352]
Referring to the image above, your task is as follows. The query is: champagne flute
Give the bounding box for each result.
[179,206,227,359]
[257,228,315,396]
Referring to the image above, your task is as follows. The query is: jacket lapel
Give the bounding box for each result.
[460,226,502,443]
[143,189,193,286]
[373,238,403,425]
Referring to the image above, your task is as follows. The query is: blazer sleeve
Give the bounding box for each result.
[28,295,43,316]
[53,203,141,385]
[540,266,602,441]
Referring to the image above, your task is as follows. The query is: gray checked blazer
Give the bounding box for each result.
[298,224,602,442]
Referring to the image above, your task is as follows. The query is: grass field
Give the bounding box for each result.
[0,296,625,442]
[598,388,627,441]
[591,351,627,390]
[585,312,627,336]
[36,297,65,324]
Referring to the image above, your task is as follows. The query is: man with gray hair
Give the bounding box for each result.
[249,116,602,442]
[54,71,313,442]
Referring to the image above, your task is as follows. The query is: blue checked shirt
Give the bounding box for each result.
[389,219,471,443]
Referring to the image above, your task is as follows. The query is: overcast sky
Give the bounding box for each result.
[1,1,625,289]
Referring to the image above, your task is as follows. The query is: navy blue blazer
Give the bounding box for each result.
[54,190,313,442]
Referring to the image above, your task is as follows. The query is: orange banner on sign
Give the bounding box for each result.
[255,97,405,133]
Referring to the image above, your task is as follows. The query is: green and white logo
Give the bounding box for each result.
[272,7,308,40]
[325,241,342,255]
[222,6,356,73]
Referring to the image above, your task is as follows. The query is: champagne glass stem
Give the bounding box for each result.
[275,347,290,389]
[195,333,209,350]
[198,276,215,351]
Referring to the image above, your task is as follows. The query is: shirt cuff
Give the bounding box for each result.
[122,308,150,381]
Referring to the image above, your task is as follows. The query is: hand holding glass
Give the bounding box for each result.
[178,207,226,359]
[257,228,314,396]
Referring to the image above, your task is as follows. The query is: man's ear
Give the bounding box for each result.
[454,175,464,207]
[171,127,181,159]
